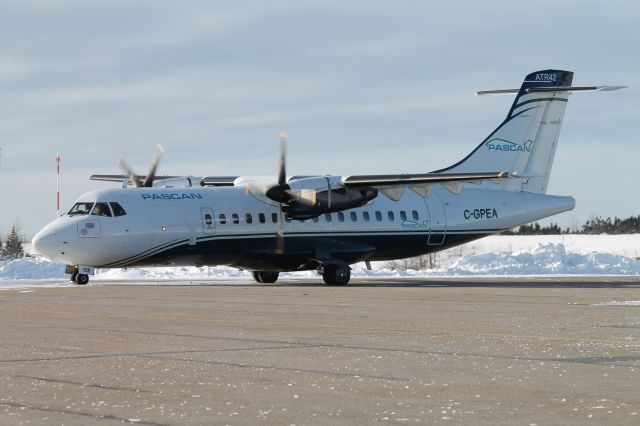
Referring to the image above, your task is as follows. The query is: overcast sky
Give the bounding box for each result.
[1,0,638,237]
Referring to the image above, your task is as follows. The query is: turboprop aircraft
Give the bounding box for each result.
[32,70,624,285]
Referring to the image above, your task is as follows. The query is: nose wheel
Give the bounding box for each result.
[75,274,89,285]
[68,267,90,285]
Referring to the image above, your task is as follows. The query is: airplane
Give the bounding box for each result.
[32,69,625,285]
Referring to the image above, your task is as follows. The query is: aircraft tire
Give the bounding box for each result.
[322,264,350,285]
[253,271,279,283]
[75,274,89,285]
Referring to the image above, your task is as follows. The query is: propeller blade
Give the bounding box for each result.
[278,132,287,186]
[276,204,285,255]
[117,156,142,187]
[142,144,165,187]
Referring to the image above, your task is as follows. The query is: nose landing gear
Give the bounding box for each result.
[66,265,92,285]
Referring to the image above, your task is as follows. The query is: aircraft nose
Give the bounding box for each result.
[32,228,60,259]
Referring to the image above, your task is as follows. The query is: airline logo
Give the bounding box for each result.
[485,138,533,153]
[401,219,429,229]
[141,193,203,200]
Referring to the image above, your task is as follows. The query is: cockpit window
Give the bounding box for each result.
[110,202,127,217]
[67,202,94,216]
[91,202,112,217]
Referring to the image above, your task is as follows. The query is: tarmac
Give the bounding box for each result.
[1,276,639,425]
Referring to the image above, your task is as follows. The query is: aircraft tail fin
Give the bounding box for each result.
[436,69,576,193]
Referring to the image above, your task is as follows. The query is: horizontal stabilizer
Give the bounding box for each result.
[477,86,627,95]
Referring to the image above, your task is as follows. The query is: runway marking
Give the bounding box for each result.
[41,323,640,348]
[2,329,637,369]
[140,355,413,382]
[0,401,165,425]
[15,375,158,394]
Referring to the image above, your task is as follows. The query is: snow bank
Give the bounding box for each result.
[430,243,640,276]
[0,257,68,280]
[2,238,639,282]
[461,234,640,259]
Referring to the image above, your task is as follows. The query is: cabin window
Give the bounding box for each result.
[412,210,419,220]
[204,213,213,225]
[285,216,292,223]
[350,211,357,222]
[258,213,266,224]
[312,216,319,223]
[271,212,278,223]
[400,211,407,221]
[337,212,345,222]
[110,202,127,217]
[68,202,94,216]
[91,202,112,217]
[363,211,370,222]
[324,213,332,222]
[375,211,382,221]
[388,211,395,221]
[219,214,227,224]
[232,213,239,224]
[245,213,253,224]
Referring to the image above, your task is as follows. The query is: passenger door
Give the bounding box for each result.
[426,194,447,246]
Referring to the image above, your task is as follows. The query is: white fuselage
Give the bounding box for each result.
[32,182,574,271]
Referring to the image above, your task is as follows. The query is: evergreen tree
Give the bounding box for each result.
[3,226,23,259]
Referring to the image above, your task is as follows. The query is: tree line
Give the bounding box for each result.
[502,215,640,235]
[0,224,25,260]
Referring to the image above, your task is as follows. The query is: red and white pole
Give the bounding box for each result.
[55,153,61,218]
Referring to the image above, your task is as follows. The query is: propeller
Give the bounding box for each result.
[245,132,319,254]
[117,145,165,188]
[274,132,287,254]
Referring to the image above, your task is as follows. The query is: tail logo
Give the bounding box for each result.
[485,138,533,153]
[535,73,558,82]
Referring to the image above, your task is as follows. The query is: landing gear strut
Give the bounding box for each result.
[252,271,280,283]
[322,263,351,285]
[67,266,90,285]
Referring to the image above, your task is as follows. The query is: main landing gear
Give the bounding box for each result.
[321,262,351,286]
[251,262,351,285]
[252,271,280,283]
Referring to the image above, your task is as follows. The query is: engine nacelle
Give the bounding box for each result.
[283,187,378,219]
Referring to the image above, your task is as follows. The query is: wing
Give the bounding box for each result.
[90,175,239,187]
[343,171,510,200]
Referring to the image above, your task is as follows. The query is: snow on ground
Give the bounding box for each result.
[593,301,640,306]
[1,235,639,284]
